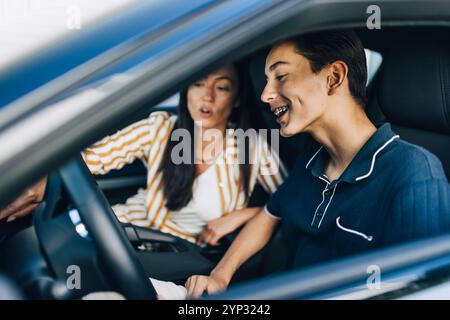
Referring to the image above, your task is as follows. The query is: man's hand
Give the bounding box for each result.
[0,177,47,222]
[185,273,229,299]
[188,210,278,300]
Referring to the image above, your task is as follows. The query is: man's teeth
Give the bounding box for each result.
[201,108,210,113]
[273,106,288,117]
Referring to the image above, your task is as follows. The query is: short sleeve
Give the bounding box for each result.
[264,180,287,220]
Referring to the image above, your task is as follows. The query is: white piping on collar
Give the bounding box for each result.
[306,146,323,169]
[311,185,328,227]
[336,217,373,242]
[318,175,330,184]
[355,135,400,182]
[318,184,337,228]
[311,176,330,226]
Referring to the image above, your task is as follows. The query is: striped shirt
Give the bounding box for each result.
[82,111,287,242]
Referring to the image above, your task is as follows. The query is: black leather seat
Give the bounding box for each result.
[366,30,450,179]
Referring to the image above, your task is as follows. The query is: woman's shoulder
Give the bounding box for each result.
[142,111,177,142]
[147,111,178,125]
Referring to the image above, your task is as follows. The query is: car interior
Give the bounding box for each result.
[0,24,449,299]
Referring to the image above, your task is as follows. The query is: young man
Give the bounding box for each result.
[185,30,450,298]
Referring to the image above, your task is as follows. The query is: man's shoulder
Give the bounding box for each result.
[378,139,450,244]
[389,138,448,184]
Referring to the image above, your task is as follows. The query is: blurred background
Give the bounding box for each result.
[0,0,136,69]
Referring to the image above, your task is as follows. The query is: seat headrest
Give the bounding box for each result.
[376,31,450,135]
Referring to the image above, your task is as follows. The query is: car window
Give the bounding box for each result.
[156,94,179,109]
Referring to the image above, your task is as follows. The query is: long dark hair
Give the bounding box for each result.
[159,63,264,211]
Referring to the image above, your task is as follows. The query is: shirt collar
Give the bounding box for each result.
[306,123,400,184]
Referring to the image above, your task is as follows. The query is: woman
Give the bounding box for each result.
[81,64,287,245]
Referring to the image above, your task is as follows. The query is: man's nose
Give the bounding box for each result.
[261,81,277,104]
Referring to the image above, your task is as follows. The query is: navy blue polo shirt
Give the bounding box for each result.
[266,123,450,269]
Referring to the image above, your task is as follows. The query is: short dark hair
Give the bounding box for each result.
[287,30,367,107]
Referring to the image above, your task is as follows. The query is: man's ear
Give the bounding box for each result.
[327,61,348,95]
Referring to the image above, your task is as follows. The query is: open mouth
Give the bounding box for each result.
[272,105,288,119]
[200,107,212,115]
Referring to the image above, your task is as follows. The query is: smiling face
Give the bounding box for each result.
[187,66,239,131]
[261,42,329,137]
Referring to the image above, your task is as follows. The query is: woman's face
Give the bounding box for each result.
[187,66,240,130]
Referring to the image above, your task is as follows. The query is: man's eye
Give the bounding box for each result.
[217,86,230,91]
[192,82,204,87]
[276,74,287,81]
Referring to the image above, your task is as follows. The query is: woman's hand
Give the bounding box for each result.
[196,207,261,246]
[0,177,47,222]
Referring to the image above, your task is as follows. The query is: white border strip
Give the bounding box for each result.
[263,205,281,220]
[318,184,337,228]
[305,146,323,169]
[311,184,328,227]
[355,135,400,181]
[336,217,373,242]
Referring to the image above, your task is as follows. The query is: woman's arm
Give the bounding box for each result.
[0,112,173,222]
[83,112,172,174]
[0,177,47,222]
[197,207,261,245]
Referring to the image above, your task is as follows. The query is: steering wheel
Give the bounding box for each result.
[34,155,156,300]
